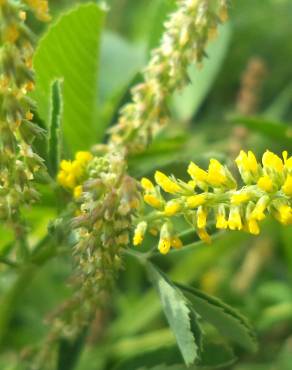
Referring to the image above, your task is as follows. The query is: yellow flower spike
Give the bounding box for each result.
[282,175,292,196]
[207,159,227,186]
[228,207,242,231]
[154,171,182,194]
[158,238,171,254]
[257,176,274,192]
[231,192,250,205]
[262,150,284,173]
[197,228,211,244]
[197,206,208,229]
[141,177,154,191]
[164,201,181,216]
[143,194,163,209]
[133,221,147,246]
[187,162,208,182]
[247,218,260,235]
[187,194,206,209]
[75,151,93,164]
[171,236,183,249]
[74,185,83,199]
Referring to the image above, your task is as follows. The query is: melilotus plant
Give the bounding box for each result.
[0,0,292,369]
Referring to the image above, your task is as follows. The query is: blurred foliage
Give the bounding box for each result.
[1,0,292,369]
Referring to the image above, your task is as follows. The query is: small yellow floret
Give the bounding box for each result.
[73,185,82,199]
[197,206,208,229]
[262,150,283,173]
[155,171,181,194]
[171,236,183,249]
[282,175,292,196]
[277,205,292,225]
[158,237,171,254]
[216,214,228,229]
[197,228,211,244]
[144,194,162,209]
[75,151,93,164]
[228,208,242,230]
[188,162,208,182]
[257,176,274,192]
[247,218,260,235]
[186,194,206,209]
[133,221,147,246]
[207,159,227,186]
[164,201,181,216]
[141,177,154,191]
[231,193,250,205]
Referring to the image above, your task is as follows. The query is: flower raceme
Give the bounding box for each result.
[135,150,292,254]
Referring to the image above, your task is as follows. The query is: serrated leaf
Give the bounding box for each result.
[177,284,257,352]
[171,23,231,121]
[33,3,106,153]
[147,263,202,366]
[48,79,63,177]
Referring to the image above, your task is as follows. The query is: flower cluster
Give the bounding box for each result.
[57,151,93,199]
[109,0,229,153]
[0,0,49,223]
[54,151,140,338]
[136,150,292,254]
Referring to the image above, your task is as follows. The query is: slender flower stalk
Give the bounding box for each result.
[0,0,49,224]
[109,0,230,154]
[136,150,292,254]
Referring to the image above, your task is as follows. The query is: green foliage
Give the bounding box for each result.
[147,263,202,366]
[33,3,106,153]
[177,284,257,352]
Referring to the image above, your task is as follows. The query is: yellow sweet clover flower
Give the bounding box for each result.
[133,221,147,246]
[141,177,155,191]
[57,151,93,192]
[137,150,292,254]
[154,171,182,194]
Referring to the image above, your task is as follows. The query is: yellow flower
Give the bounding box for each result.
[246,218,260,235]
[143,194,162,209]
[186,194,206,208]
[164,201,181,216]
[216,214,228,229]
[197,228,211,244]
[73,185,83,199]
[251,197,269,221]
[171,236,183,249]
[158,237,171,254]
[277,204,292,225]
[155,171,181,194]
[231,192,250,205]
[197,206,207,229]
[228,207,242,230]
[207,159,227,186]
[75,151,93,164]
[187,162,208,182]
[235,150,259,181]
[133,221,147,246]
[257,176,274,192]
[282,175,292,196]
[262,150,283,173]
[141,177,154,191]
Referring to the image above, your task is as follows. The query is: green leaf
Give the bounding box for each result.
[230,116,292,146]
[177,284,257,352]
[48,79,63,177]
[147,263,202,366]
[33,3,106,153]
[99,31,146,128]
[171,23,231,121]
[199,342,237,368]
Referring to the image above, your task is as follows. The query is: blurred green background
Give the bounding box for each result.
[1,0,292,369]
